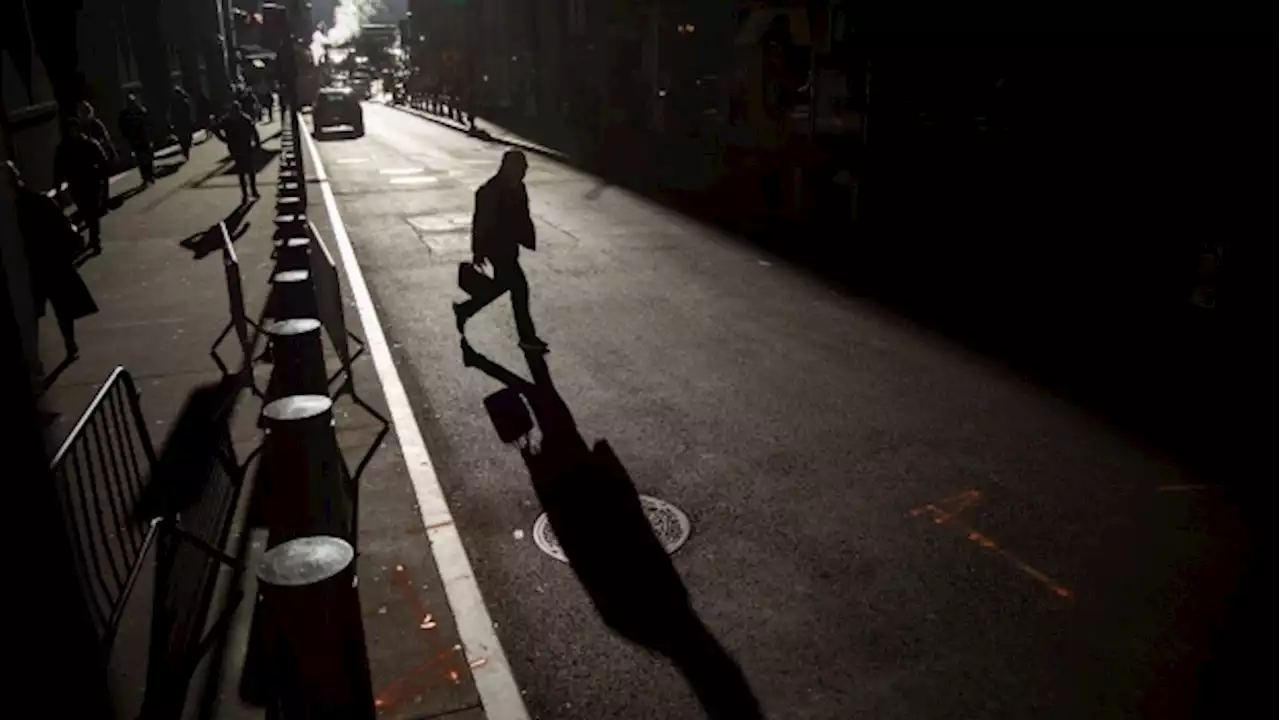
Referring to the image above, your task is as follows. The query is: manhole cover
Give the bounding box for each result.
[532,495,691,562]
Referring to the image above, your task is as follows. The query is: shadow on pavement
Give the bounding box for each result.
[40,353,78,391]
[180,199,256,259]
[461,339,763,720]
[217,147,280,177]
[424,48,1266,501]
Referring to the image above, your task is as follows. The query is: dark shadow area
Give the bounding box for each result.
[426,47,1266,503]
[134,375,242,523]
[142,376,248,717]
[41,353,77,390]
[180,200,255,259]
[72,244,103,268]
[217,146,281,177]
[461,339,763,719]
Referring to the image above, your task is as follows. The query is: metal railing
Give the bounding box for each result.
[49,366,159,652]
[49,366,247,718]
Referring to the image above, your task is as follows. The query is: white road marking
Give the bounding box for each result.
[302,119,528,720]
[379,167,425,175]
[389,176,439,185]
[337,157,370,164]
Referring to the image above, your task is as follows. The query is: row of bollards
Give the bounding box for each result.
[249,118,376,719]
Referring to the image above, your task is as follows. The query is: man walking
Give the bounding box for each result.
[8,161,99,359]
[118,94,154,185]
[454,150,548,351]
[211,101,262,203]
[54,120,110,253]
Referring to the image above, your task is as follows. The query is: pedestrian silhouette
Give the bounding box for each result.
[76,100,117,169]
[8,161,99,359]
[171,86,194,159]
[118,93,154,185]
[454,150,547,351]
[460,340,764,720]
[54,119,110,253]
[211,100,262,203]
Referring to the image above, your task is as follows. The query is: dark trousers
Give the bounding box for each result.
[457,257,537,341]
[233,152,258,198]
[131,142,154,182]
[177,127,192,157]
[70,189,103,248]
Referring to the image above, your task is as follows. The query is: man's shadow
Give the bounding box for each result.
[179,199,255,259]
[461,339,763,719]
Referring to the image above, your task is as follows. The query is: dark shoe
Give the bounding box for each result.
[65,342,79,359]
[519,336,549,353]
[452,303,467,333]
[251,189,261,199]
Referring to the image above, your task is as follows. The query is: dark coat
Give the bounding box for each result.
[54,134,109,208]
[214,111,260,156]
[83,117,116,163]
[171,93,193,131]
[472,177,535,262]
[16,186,97,320]
[119,106,149,146]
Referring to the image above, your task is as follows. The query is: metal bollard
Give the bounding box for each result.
[271,234,310,265]
[259,395,352,542]
[267,268,318,319]
[262,318,327,399]
[256,536,375,719]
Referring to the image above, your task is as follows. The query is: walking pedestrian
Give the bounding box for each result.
[211,101,262,202]
[258,85,275,122]
[54,119,110,253]
[75,100,115,212]
[454,150,548,352]
[171,86,194,159]
[118,94,154,185]
[7,161,99,358]
[237,85,261,123]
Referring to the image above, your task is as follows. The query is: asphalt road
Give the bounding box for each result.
[311,103,1250,720]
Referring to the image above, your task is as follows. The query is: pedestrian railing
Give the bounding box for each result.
[49,366,159,653]
[49,366,248,717]
[211,220,264,397]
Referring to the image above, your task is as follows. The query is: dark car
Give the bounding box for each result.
[314,87,364,136]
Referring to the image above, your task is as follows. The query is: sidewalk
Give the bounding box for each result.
[37,114,486,719]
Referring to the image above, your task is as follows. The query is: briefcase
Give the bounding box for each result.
[458,261,494,297]
[483,387,533,444]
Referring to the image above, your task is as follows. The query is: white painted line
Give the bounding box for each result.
[389,176,439,185]
[378,167,425,175]
[337,157,370,164]
[302,119,528,720]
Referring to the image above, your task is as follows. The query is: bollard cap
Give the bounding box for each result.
[257,536,354,587]
[273,236,310,248]
[262,394,332,422]
[272,269,310,284]
[262,317,322,336]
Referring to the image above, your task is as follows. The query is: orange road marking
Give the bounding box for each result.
[910,489,1073,600]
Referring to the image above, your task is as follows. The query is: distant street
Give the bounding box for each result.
[309,102,1248,720]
